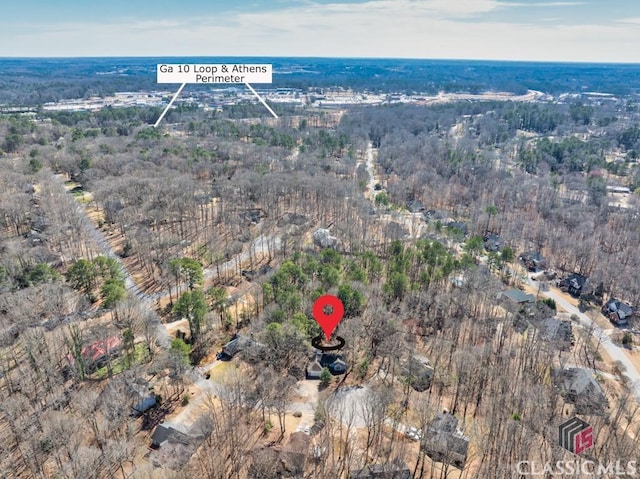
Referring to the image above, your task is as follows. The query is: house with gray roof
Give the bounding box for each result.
[501,289,535,305]
[602,299,634,326]
[520,251,547,272]
[421,413,469,469]
[483,233,502,252]
[555,367,608,415]
[350,457,411,479]
[401,355,434,392]
[306,360,324,379]
[151,423,193,448]
[534,317,574,350]
[221,335,265,359]
[313,228,337,248]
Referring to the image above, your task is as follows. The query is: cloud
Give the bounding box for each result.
[1,0,638,62]
[504,1,584,6]
[618,17,640,25]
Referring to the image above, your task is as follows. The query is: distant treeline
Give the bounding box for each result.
[3,57,640,105]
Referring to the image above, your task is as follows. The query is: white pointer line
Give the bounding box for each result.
[245,82,279,119]
[154,82,187,128]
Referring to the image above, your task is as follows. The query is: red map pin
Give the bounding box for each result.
[312,295,345,341]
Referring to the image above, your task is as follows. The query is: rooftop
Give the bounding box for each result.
[501,289,535,304]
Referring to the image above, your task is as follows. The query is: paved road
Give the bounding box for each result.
[146,234,281,302]
[527,276,640,402]
[57,171,281,348]
[365,141,377,199]
[53,174,171,348]
[361,143,424,240]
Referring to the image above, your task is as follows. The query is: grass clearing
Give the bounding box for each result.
[208,361,235,383]
[92,342,150,379]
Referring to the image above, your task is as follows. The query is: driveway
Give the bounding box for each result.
[528,277,640,402]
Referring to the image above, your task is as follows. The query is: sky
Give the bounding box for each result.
[1,0,639,62]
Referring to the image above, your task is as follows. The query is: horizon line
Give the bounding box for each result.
[0,55,639,67]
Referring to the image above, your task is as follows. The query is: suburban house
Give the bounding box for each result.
[446,221,468,236]
[306,360,324,379]
[602,298,635,326]
[483,233,502,252]
[555,367,608,415]
[520,251,547,272]
[148,423,201,471]
[239,208,264,225]
[130,393,157,418]
[320,353,347,375]
[151,423,192,448]
[221,335,264,359]
[307,353,348,378]
[84,336,122,365]
[241,264,273,281]
[249,432,310,478]
[560,273,588,297]
[421,413,469,469]
[350,457,411,479]
[401,355,434,392]
[500,289,535,305]
[279,432,310,477]
[312,228,338,248]
[406,199,425,213]
[66,335,123,372]
[423,209,446,222]
[534,317,574,351]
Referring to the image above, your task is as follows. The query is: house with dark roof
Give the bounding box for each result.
[421,413,469,469]
[151,423,193,448]
[560,273,588,297]
[401,355,434,392]
[483,233,502,252]
[148,422,203,471]
[520,252,547,272]
[555,367,608,415]
[350,457,411,479]
[446,221,468,237]
[241,264,273,281]
[328,358,347,375]
[249,432,310,478]
[307,353,348,378]
[406,199,425,213]
[319,353,347,375]
[602,299,634,326]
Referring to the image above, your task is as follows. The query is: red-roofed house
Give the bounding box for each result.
[67,335,123,371]
[82,336,122,363]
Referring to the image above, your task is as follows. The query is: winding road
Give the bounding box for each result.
[56,174,281,350]
[53,174,171,347]
[526,275,640,403]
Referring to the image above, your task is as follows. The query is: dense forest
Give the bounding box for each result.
[1,90,640,478]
